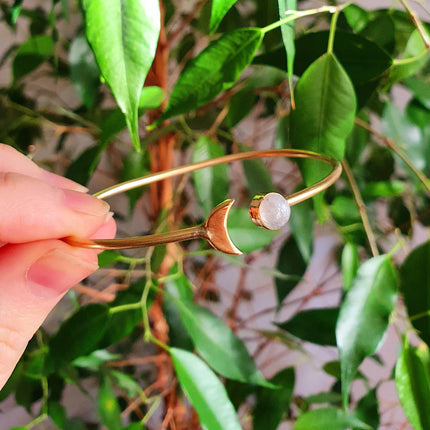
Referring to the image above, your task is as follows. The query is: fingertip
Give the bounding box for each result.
[42,170,89,192]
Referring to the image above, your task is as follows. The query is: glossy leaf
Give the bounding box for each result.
[49,304,110,366]
[12,35,54,81]
[396,340,430,430]
[98,376,122,430]
[275,235,307,306]
[278,0,296,107]
[228,208,277,253]
[336,255,398,408]
[341,243,359,292]
[175,300,270,386]
[343,4,369,33]
[192,136,229,217]
[83,0,160,150]
[253,367,295,430]
[295,408,371,430]
[289,195,313,263]
[400,241,430,346]
[69,34,99,109]
[388,30,430,86]
[277,307,339,346]
[210,0,238,34]
[152,28,263,126]
[290,53,356,222]
[170,348,242,430]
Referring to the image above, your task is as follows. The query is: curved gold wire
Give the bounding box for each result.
[64,149,342,255]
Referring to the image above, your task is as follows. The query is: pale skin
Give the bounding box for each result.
[0,144,116,389]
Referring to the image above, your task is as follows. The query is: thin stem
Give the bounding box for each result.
[342,159,379,257]
[261,5,337,34]
[327,8,341,54]
[355,117,430,192]
[399,0,430,49]
[409,309,430,322]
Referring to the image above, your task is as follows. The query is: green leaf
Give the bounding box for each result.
[83,0,160,150]
[98,250,122,268]
[277,308,339,346]
[396,340,430,430]
[362,180,407,199]
[65,145,104,185]
[72,350,120,370]
[225,89,256,128]
[406,77,430,110]
[209,0,238,34]
[69,34,99,109]
[192,136,229,217]
[290,53,356,222]
[253,367,294,430]
[152,28,263,126]
[343,4,369,33]
[12,35,54,81]
[353,389,379,430]
[98,375,122,430]
[174,300,270,386]
[289,196,313,263]
[336,255,398,408]
[99,279,150,348]
[341,243,359,292]
[164,271,194,350]
[227,208,277,253]
[388,29,430,86]
[110,370,142,397]
[295,408,371,430]
[49,304,110,367]
[278,0,296,107]
[306,392,342,406]
[121,149,150,212]
[400,241,430,347]
[170,347,242,430]
[275,236,307,306]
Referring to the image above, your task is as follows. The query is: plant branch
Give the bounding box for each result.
[327,8,341,54]
[355,117,430,192]
[399,0,430,49]
[342,159,379,257]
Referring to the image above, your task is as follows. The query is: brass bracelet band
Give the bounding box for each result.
[64,149,342,255]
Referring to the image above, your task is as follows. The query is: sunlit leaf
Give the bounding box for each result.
[295,408,371,430]
[341,243,359,292]
[171,348,242,430]
[278,0,296,107]
[83,0,160,150]
[152,28,263,126]
[210,0,238,34]
[396,340,430,430]
[336,255,398,408]
[290,53,356,222]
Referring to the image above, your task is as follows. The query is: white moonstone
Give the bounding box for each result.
[259,192,290,230]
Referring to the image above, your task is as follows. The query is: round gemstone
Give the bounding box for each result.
[259,192,290,230]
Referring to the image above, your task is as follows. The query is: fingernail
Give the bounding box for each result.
[26,248,98,298]
[63,189,110,216]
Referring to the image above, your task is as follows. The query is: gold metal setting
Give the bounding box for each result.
[64,149,342,255]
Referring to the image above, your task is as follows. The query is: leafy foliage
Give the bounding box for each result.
[1,1,430,428]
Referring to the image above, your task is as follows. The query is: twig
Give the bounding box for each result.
[355,117,430,192]
[342,159,379,257]
[399,0,430,49]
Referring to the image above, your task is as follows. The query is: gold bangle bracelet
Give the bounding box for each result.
[64,149,342,255]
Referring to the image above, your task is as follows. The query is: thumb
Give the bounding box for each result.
[0,240,99,388]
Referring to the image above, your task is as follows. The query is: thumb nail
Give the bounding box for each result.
[26,248,98,298]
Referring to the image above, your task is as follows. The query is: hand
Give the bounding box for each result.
[0,144,116,389]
